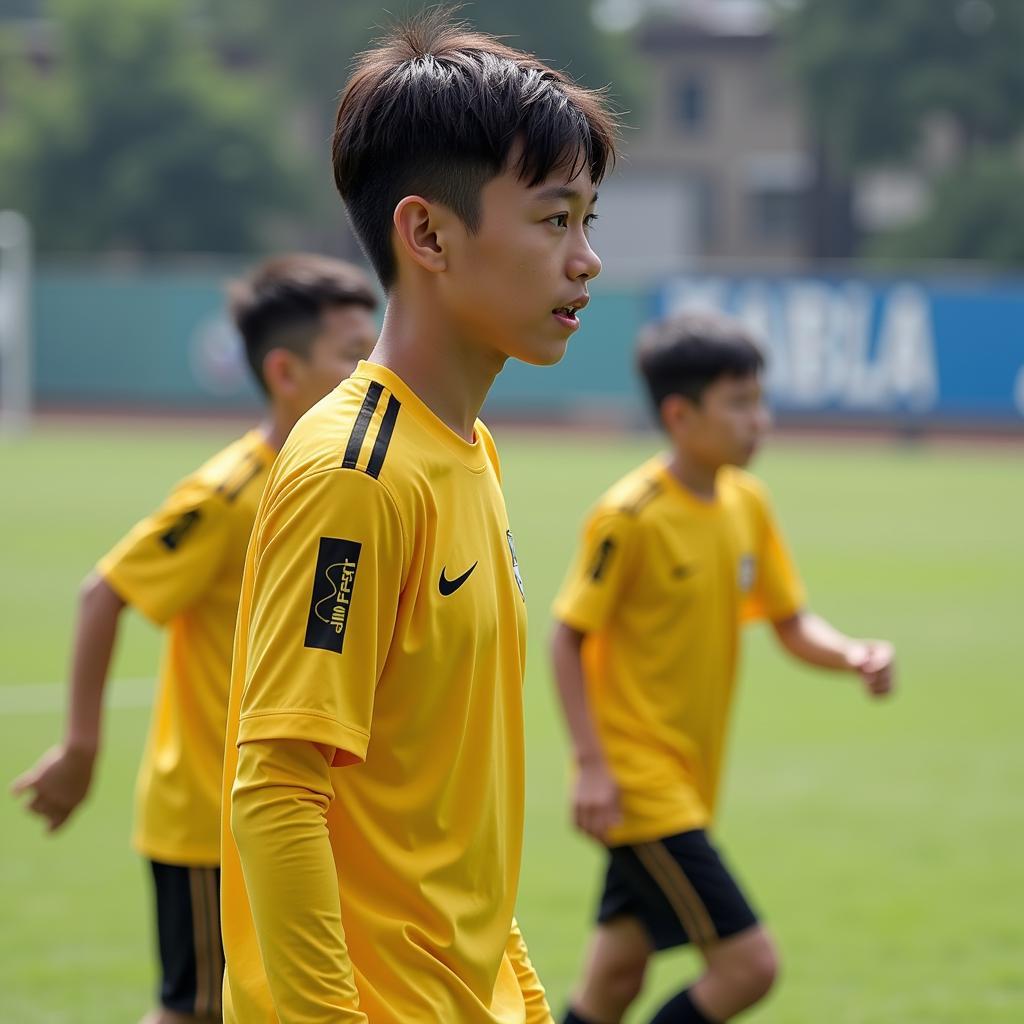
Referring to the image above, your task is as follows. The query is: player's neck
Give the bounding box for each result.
[370,293,505,442]
[261,411,295,452]
[666,451,719,501]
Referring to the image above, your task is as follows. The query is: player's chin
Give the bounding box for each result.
[513,335,571,367]
[735,440,759,465]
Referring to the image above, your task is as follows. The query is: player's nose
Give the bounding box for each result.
[569,233,602,282]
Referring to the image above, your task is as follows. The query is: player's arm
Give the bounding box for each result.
[550,621,621,841]
[550,508,636,842]
[230,466,403,1018]
[10,572,125,831]
[505,918,554,1024]
[772,612,895,698]
[748,483,894,699]
[11,477,227,830]
[232,738,366,1022]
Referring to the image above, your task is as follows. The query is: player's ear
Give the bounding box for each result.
[261,348,301,399]
[660,393,690,433]
[393,195,448,274]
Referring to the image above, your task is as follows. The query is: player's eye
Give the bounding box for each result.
[584,213,599,231]
[547,213,570,229]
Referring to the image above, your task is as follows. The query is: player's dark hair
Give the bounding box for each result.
[332,8,618,288]
[636,312,765,416]
[229,253,377,395]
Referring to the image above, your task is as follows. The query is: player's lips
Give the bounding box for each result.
[552,294,589,330]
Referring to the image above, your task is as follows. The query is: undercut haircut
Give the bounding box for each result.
[229,253,377,395]
[636,312,765,415]
[332,8,618,288]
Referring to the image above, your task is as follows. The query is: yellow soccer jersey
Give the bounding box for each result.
[221,362,549,1024]
[553,456,805,846]
[97,429,273,865]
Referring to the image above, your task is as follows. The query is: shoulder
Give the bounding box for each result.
[189,430,272,509]
[581,458,666,539]
[719,466,774,520]
[160,432,266,520]
[257,381,408,542]
[603,457,668,521]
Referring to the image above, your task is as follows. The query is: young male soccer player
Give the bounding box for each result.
[218,13,615,1024]
[552,312,896,1024]
[11,253,377,1024]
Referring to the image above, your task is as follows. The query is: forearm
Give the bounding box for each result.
[506,918,554,1024]
[65,573,125,753]
[550,623,605,766]
[232,738,366,1023]
[773,611,864,671]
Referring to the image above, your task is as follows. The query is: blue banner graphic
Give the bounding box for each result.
[659,274,1024,424]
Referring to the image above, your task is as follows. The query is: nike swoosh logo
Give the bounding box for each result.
[438,561,478,596]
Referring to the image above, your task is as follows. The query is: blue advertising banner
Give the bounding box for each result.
[659,274,1024,425]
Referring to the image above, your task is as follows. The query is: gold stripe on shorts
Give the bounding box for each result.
[189,868,212,1016]
[203,868,223,1017]
[634,841,718,947]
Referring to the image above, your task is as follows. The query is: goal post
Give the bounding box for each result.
[0,210,33,436]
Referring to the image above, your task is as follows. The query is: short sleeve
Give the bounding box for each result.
[552,506,637,634]
[742,490,805,624]
[96,479,230,625]
[237,467,406,767]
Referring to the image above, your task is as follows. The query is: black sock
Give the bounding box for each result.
[649,987,716,1024]
[563,1009,601,1024]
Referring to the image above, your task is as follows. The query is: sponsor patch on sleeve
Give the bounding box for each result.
[159,509,202,551]
[304,537,362,654]
[588,536,617,582]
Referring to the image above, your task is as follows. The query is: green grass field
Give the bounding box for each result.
[1,422,1022,1022]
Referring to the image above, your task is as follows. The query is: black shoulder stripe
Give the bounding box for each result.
[222,454,265,504]
[623,478,662,517]
[342,381,384,469]
[365,394,401,480]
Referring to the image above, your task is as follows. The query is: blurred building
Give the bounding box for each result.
[597,0,930,277]
[598,0,818,278]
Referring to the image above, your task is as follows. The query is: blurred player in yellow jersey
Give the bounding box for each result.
[218,11,615,1024]
[11,253,377,1024]
[553,312,896,1024]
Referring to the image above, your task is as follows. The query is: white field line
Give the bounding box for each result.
[0,678,153,715]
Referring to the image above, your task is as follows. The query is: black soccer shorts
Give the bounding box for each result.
[597,829,759,950]
[149,860,223,1017]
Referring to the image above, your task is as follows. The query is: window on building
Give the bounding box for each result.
[749,188,805,242]
[745,153,812,244]
[674,73,708,135]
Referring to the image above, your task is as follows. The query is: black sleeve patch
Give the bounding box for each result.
[159,509,202,551]
[304,537,362,654]
[588,536,617,582]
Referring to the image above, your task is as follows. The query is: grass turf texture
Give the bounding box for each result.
[1,423,1022,1022]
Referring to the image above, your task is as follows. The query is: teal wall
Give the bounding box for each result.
[34,264,1023,427]
[32,265,651,418]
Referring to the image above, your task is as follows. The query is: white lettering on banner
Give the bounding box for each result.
[663,277,939,412]
[874,286,939,410]
[1014,366,1024,417]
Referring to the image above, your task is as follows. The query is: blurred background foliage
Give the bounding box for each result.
[3,0,1024,264]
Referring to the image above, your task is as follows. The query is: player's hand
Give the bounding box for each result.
[849,640,895,699]
[10,744,96,832]
[573,759,622,843]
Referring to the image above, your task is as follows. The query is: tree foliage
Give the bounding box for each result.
[869,150,1024,267]
[204,0,637,134]
[781,0,1024,170]
[0,0,299,253]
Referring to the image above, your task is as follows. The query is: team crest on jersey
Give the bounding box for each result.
[304,537,362,654]
[738,553,756,592]
[507,530,525,600]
